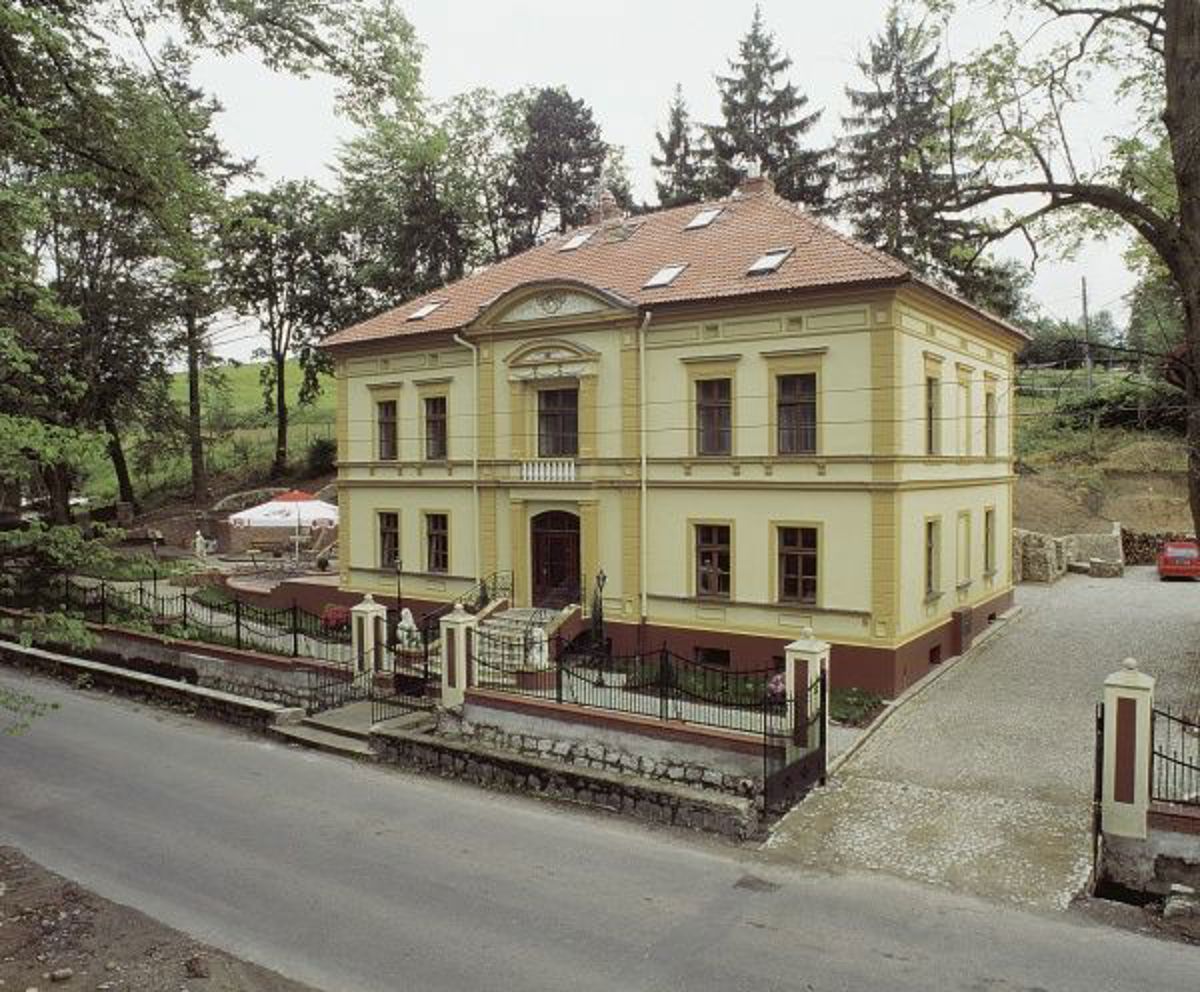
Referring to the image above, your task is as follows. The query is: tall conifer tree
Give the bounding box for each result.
[707,5,833,207]
[651,85,707,207]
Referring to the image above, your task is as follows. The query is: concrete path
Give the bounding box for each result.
[765,567,1200,909]
[2,667,1197,992]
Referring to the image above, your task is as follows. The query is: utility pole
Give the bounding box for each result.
[1081,276,1093,390]
[1082,276,1097,454]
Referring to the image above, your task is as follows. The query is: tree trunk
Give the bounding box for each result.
[185,305,208,506]
[1166,0,1200,538]
[41,464,72,526]
[272,352,288,478]
[103,414,138,512]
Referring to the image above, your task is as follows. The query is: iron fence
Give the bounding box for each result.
[1152,706,1200,806]
[469,627,785,737]
[763,671,827,815]
[1,569,353,665]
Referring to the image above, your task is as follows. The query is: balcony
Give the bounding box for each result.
[521,458,577,483]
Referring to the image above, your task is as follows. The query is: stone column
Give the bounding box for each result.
[440,602,477,710]
[350,594,388,675]
[785,627,831,752]
[1102,658,1155,840]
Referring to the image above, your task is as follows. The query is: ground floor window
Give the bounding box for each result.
[426,513,448,573]
[695,523,731,598]
[694,646,732,669]
[379,511,399,569]
[924,518,941,596]
[984,507,996,574]
[778,526,818,604]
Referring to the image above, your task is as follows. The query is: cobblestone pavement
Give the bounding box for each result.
[764,567,1200,910]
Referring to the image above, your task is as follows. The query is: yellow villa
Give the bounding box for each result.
[321,175,1025,696]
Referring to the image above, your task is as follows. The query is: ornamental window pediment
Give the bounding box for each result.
[505,339,599,382]
[496,290,607,324]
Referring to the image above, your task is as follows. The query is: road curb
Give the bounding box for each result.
[826,603,1027,778]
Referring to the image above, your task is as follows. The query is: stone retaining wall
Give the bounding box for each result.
[1122,529,1196,566]
[445,705,763,800]
[0,641,299,732]
[371,725,759,839]
[1014,525,1125,582]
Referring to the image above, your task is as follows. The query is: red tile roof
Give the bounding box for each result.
[322,189,1024,349]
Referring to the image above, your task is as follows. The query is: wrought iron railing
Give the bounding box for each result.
[1152,706,1200,806]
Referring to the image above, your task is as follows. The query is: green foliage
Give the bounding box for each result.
[652,85,709,208]
[306,437,338,478]
[829,687,885,727]
[707,5,834,207]
[1055,377,1186,434]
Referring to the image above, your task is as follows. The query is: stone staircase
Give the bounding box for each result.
[473,607,560,688]
[269,700,434,760]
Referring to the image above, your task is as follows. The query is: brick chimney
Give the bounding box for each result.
[738,171,775,196]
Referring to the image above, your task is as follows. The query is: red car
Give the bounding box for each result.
[1157,540,1200,580]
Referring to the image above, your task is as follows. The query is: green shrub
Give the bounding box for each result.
[306,437,338,477]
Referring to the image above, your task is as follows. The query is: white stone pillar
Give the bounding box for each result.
[785,627,831,752]
[440,602,477,709]
[1102,658,1155,840]
[350,594,388,674]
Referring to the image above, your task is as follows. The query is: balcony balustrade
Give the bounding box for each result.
[520,458,576,483]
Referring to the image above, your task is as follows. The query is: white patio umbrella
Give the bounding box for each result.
[229,490,338,560]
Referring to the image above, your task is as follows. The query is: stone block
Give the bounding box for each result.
[1089,557,1124,578]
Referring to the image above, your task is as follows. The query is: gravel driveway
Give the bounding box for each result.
[763,567,1200,910]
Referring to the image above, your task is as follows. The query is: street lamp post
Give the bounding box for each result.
[393,558,404,648]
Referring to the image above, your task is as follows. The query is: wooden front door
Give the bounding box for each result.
[531,511,580,608]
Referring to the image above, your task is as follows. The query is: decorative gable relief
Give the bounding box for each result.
[505,339,599,382]
[498,290,607,324]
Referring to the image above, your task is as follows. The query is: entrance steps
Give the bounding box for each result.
[269,700,434,759]
[474,607,559,688]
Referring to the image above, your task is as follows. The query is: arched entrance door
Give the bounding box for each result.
[530,511,580,608]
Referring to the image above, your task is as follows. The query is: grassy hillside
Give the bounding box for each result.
[83,360,337,509]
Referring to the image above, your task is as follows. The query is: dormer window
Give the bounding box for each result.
[560,230,594,252]
[685,207,722,230]
[644,263,687,289]
[407,300,444,321]
[747,247,793,275]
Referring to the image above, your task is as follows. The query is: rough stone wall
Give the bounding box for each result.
[1013,529,1068,583]
[1102,826,1200,894]
[1062,530,1124,567]
[1015,526,1126,581]
[440,709,762,801]
[1122,529,1196,566]
[371,727,759,839]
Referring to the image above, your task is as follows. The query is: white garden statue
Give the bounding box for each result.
[193,530,208,564]
[396,607,420,651]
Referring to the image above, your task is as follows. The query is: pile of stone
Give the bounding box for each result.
[1121,528,1196,565]
[1014,524,1125,581]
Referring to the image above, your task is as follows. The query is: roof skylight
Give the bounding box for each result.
[644,263,687,289]
[406,301,445,321]
[747,247,793,276]
[685,207,722,230]
[560,230,594,252]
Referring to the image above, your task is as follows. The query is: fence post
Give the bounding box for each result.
[152,567,158,599]
[351,594,388,675]
[235,598,242,651]
[659,643,669,721]
[1101,658,1155,840]
[440,602,476,709]
[292,601,299,657]
[785,627,831,752]
[555,635,563,704]
[99,581,107,626]
[182,589,188,629]
[138,577,145,610]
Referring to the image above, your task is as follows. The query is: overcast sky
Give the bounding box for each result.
[191,0,1137,361]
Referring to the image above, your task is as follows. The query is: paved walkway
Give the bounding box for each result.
[764,567,1200,910]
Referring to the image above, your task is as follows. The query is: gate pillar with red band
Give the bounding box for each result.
[440,602,476,709]
[785,627,830,753]
[351,594,388,675]
[1102,658,1155,840]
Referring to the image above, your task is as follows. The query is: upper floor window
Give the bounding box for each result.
[778,526,818,604]
[426,513,448,573]
[696,523,731,599]
[777,373,817,455]
[959,380,971,455]
[377,400,398,461]
[925,377,940,456]
[985,390,997,458]
[537,388,578,457]
[696,378,732,456]
[424,396,447,460]
[379,511,399,569]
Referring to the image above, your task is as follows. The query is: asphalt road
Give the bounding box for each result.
[1,668,1195,992]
